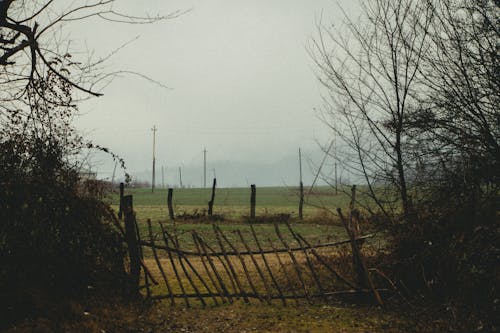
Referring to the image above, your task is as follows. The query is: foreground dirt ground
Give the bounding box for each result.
[5,298,456,333]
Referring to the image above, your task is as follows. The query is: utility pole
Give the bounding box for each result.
[299,147,304,220]
[333,135,338,195]
[161,165,165,189]
[151,125,157,193]
[111,161,117,184]
[203,148,207,189]
[179,166,183,188]
[299,148,303,184]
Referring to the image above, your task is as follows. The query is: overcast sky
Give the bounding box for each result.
[70,0,360,187]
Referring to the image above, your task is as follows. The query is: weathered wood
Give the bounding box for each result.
[285,222,326,301]
[167,188,175,220]
[146,219,175,305]
[123,195,141,290]
[118,182,124,220]
[296,233,357,290]
[200,237,238,297]
[158,221,190,307]
[193,232,233,303]
[138,235,373,257]
[106,207,158,285]
[191,232,223,305]
[149,288,389,301]
[212,224,249,303]
[268,237,299,305]
[338,205,383,306]
[215,225,262,303]
[274,223,312,304]
[250,225,286,306]
[135,215,150,298]
[236,229,272,304]
[208,178,216,216]
[163,230,207,306]
[250,184,256,220]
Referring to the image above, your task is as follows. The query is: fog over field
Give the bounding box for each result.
[69,0,361,186]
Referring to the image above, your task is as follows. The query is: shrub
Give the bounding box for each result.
[0,138,130,328]
[382,169,499,329]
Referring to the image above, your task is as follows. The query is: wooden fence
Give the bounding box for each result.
[118,190,385,306]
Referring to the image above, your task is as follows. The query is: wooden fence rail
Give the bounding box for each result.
[130,219,383,306]
[118,186,386,307]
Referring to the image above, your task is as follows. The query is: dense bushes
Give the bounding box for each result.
[382,171,499,329]
[0,138,130,328]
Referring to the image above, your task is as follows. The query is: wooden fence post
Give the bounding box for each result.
[167,188,175,220]
[118,182,124,220]
[337,184,383,306]
[123,195,141,291]
[250,184,256,220]
[208,178,216,216]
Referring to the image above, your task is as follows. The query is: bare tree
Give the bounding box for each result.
[0,1,181,135]
[412,0,499,195]
[310,0,434,218]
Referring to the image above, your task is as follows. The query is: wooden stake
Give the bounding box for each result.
[236,229,272,304]
[193,232,233,303]
[147,219,175,305]
[285,222,326,301]
[123,195,141,291]
[250,184,256,220]
[163,230,207,306]
[296,233,357,290]
[212,224,249,303]
[250,225,286,306]
[158,221,190,307]
[208,178,216,216]
[167,188,175,220]
[274,223,312,304]
[191,232,223,305]
[118,182,124,220]
[337,207,383,306]
[134,215,150,298]
[215,225,262,303]
[268,237,299,305]
[201,239,238,297]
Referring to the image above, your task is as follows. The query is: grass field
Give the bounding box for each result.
[107,186,364,252]
[108,185,363,222]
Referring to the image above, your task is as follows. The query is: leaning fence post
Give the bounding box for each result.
[250,184,256,220]
[167,188,175,220]
[123,195,141,291]
[118,182,124,220]
[208,178,216,216]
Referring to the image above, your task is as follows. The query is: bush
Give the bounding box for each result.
[0,138,130,328]
[382,171,499,329]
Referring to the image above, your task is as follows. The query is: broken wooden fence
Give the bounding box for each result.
[128,220,380,307]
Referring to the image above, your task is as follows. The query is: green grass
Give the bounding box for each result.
[106,185,375,220]
[109,186,352,207]
[108,185,377,254]
[137,220,348,254]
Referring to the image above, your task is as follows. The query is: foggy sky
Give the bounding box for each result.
[71,0,360,187]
